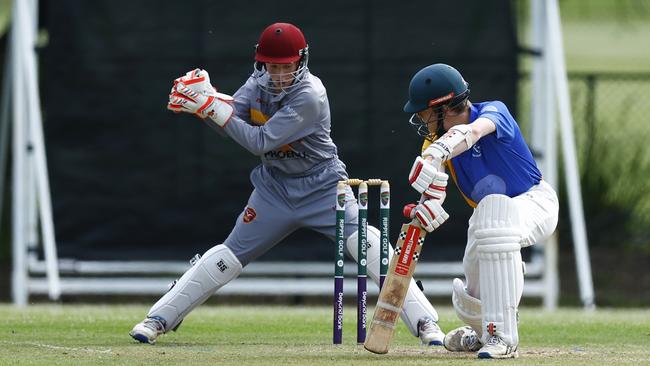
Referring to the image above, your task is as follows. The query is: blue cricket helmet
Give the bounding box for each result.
[403,64,470,114]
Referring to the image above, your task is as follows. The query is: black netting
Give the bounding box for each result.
[42,0,518,261]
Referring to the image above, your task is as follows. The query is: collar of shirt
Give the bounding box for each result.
[469,103,479,122]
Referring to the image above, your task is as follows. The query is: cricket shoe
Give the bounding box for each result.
[417,317,445,346]
[477,335,519,359]
[443,326,482,352]
[130,316,166,344]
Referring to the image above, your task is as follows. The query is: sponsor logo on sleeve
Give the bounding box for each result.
[243,207,257,223]
[285,105,304,123]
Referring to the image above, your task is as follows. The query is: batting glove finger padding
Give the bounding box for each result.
[422,142,449,165]
[422,171,448,203]
[403,203,417,219]
[413,199,449,232]
[409,156,439,195]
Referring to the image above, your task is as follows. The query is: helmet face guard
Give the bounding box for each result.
[252,23,309,96]
[408,88,470,139]
[253,50,309,96]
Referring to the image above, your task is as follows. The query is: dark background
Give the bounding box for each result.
[40,0,518,262]
[1,0,648,307]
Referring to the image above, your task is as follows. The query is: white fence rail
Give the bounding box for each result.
[26,256,550,298]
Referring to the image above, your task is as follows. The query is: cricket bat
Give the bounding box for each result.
[364,220,427,354]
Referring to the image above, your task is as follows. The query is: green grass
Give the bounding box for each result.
[557,0,650,22]
[1,304,649,365]
[516,0,650,72]
[561,22,650,72]
[0,0,11,37]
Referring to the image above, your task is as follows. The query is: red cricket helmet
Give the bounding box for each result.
[253,23,310,95]
[255,23,308,64]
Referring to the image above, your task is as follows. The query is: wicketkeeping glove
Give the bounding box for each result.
[168,82,234,127]
[172,68,217,97]
[404,199,449,233]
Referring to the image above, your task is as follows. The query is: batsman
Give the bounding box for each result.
[129,23,446,346]
[400,64,559,358]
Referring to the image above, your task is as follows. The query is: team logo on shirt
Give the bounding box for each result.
[472,144,482,157]
[243,207,257,223]
[264,141,308,160]
[264,149,308,160]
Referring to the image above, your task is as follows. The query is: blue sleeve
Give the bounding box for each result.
[478,101,515,143]
[222,91,320,156]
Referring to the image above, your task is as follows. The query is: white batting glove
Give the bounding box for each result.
[422,141,450,165]
[411,199,449,233]
[409,156,435,193]
[168,82,234,127]
[424,171,448,203]
[408,156,448,202]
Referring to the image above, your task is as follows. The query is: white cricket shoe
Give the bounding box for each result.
[417,317,445,346]
[130,316,166,344]
[477,335,518,359]
[443,326,482,352]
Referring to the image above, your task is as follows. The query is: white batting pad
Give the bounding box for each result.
[148,244,242,331]
[451,278,483,338]
[400,278,440,337]
[347,226,439,337]
[474,194,523,346]
[346,226,384,284]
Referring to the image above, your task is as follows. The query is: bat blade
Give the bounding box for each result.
[364,221,426,354]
